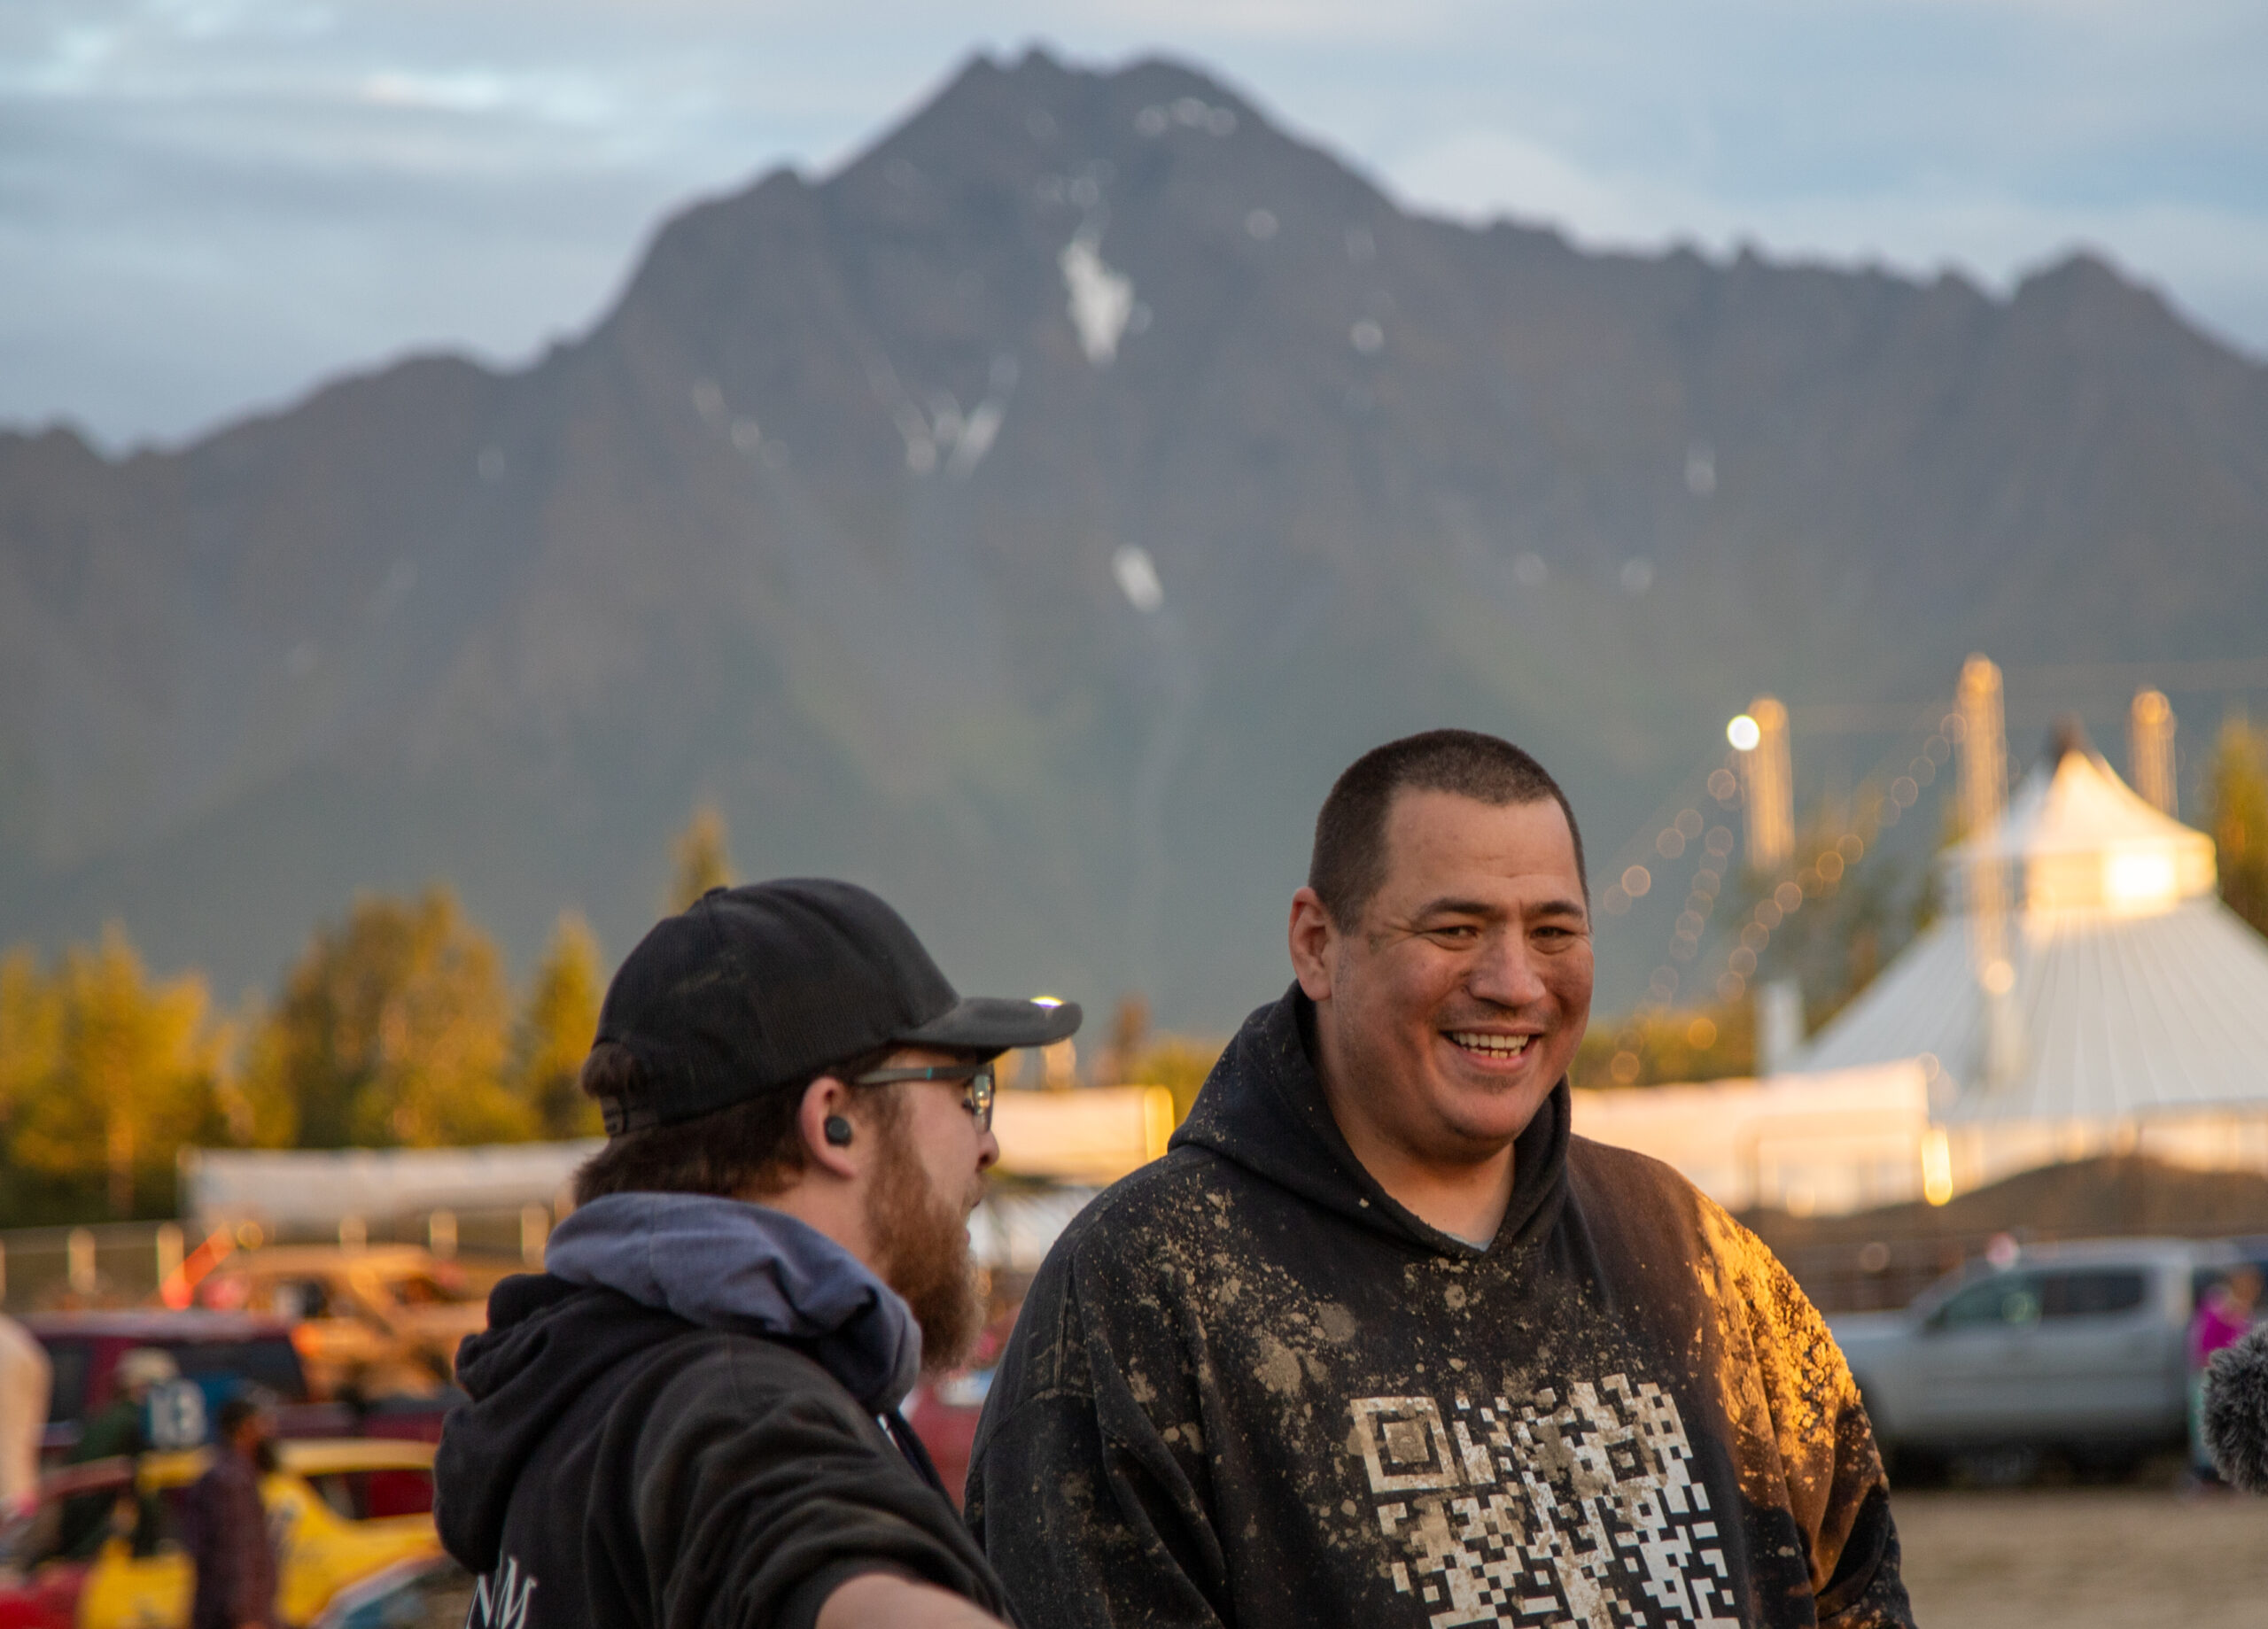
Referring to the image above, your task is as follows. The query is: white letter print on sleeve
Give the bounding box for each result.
[1348,1376,1737,1628]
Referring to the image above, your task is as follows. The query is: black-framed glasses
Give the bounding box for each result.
[850,1062,996,1131]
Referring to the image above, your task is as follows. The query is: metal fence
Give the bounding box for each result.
[0,1221,180,1313]
[0,1207,549,1315]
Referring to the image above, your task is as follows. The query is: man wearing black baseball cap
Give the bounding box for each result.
[435,880,1077,1629]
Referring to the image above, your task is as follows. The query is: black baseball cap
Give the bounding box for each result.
[594,879,1081,1134]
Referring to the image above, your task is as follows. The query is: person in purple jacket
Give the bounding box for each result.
[183,1394,280,1629]
[2190,1265,2263,1484]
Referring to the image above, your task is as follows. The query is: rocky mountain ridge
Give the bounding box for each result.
[4,49,2265,1027]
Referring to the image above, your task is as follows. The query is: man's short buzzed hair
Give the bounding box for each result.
[1308,729,1588,927]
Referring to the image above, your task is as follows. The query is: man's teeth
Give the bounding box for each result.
[1449,1032,1530,1058]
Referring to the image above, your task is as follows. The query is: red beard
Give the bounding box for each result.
[865,1119,983,1372]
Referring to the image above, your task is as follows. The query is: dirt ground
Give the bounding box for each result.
[1895,1486,2268,1627]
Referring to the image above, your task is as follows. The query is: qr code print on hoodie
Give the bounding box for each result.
[1348,1375,1738,1628]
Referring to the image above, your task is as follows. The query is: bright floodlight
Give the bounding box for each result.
[1727,714,1762,752]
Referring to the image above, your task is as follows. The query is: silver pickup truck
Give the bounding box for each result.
[1828,1237,2215,1476]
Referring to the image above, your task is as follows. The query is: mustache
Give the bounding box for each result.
[1438,1003,1548,1028]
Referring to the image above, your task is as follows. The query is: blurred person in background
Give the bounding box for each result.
[0,1315,51,1516]
[971,730,1911,1628]
[435,880,1079,1629]
[183,1394,281,1629]
[58,1346,175,1558]
[2189,1265,2262,1486]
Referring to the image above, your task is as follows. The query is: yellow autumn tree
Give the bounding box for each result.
[1121,1036,1225,1124]
[221,989,306,1149]
[257,888,532,1148]
[514,912,604,1138]
[2210,718,2268,938]
[0,948,61,1136]
[668,804,734,911]
[9,927,220,1217]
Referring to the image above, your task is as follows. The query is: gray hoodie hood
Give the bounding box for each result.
[541,1191,922,1412]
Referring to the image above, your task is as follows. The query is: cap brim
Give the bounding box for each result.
[897,996,1082,1055]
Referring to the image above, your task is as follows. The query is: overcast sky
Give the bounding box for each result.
[6,0,2264,450]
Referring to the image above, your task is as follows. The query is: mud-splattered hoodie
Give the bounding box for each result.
[968,989,1912,1628]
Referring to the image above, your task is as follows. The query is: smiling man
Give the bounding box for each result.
[970,730,1913,1628]
[436,879,1077,1629]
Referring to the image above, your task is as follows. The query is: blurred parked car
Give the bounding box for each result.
[27,1313,455,1458]
[307,1556,471,1629]
[1830,1237,2205,1476]
[191,1248,485,1398]
[904,1366,992,1508]
[0,1437,441,1629]
[27,1312,309,1454]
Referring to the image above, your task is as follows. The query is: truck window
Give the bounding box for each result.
[167,1339,309,1404]
[2038,1269,2147,1318]
[272,1279,333,1320]
[389,1275,469,1307]
[1935,1272,2044,1328]
[44,1342,89,1423]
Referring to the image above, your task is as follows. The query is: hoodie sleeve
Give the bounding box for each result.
[1701,1206,1915,1629]
[968,1223,1231,1629]
[632,1345,1009,1629]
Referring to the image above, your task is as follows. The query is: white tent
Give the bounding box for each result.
[1573,1061,1932,1216]
[1795,740,2268,1186]
[181,1142,602,1236]
[179,1087,1164,1267]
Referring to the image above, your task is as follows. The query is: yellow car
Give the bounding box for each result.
[4,1439,444,1629]
[190,1246,489,1398]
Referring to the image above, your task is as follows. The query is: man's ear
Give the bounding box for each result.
[1288,887,1340,1003]
[796,1075,862,1180]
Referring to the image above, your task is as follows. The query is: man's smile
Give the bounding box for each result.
[1444,1030,1534,1061]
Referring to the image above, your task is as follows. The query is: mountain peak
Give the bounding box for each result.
[6,51,2267,1030]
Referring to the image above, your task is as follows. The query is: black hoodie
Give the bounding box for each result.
[968,989,1912,1628]
[436,1192,1008,1629]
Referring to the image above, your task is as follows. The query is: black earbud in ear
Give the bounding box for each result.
[823,1115,854,1147]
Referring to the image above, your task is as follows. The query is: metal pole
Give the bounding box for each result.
[2128,687,2177,816]
[155,1222,183,1292]
[1957,655,2020,1091]
[1742,696,1793,876]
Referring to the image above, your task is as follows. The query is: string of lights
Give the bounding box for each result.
[1590,694,1965,1086]
[1698,700,1965,1009]
[1589,656,2242,1091]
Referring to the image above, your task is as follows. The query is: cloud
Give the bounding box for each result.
[357,68,618,127]
[1386,123,2268,359]
[1391,130,1659,244]
[1079,0,1464,43]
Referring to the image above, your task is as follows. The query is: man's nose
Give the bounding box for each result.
[976,1128,1000,1171]
[1468,932,1548,1006]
